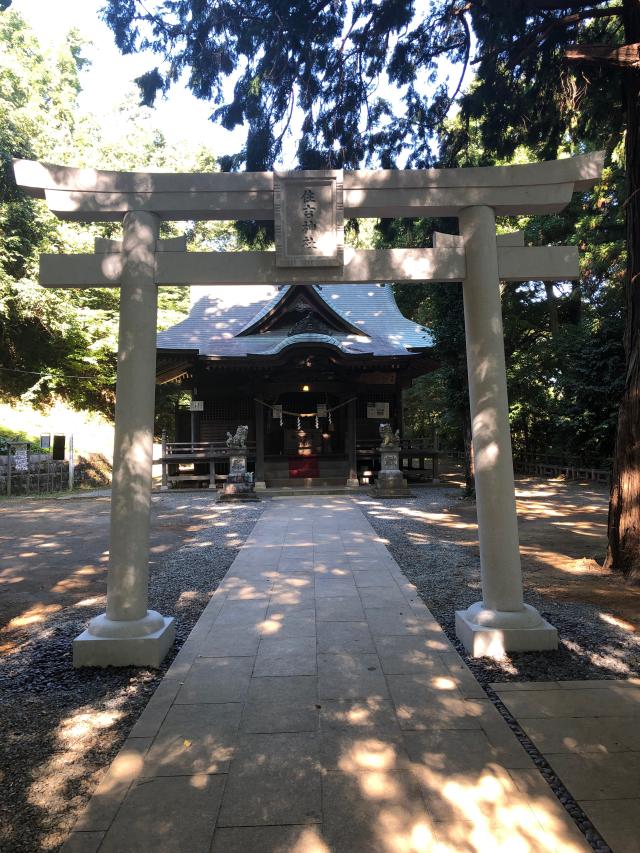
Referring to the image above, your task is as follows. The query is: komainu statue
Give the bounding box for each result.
[379,423,400,447]
[226,425,248,449]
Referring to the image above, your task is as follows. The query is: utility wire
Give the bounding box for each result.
[0,366,115,382]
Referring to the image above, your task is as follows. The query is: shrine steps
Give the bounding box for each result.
[264,476,348,489]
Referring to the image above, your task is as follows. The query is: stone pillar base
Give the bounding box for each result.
[346,478,360,488]
[370,468,414,498]
[455,601,557,657]
[219,491,261,502]
[254,481,267,491]
[73,611,175,668]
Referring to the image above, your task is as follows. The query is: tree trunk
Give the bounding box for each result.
[605,0,640,580]
[545,282,559,338]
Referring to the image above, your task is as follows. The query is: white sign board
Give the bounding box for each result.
[272,405,283,419]
[317,403,328,417]
[189,400,204,412]
[367,402,389,419]
[13,447,29,472]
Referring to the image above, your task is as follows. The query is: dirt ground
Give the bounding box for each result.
[435,472,640,632]
[0,475,636,645]
[0,492,221,643]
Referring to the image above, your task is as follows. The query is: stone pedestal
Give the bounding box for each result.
[219,451,260,502]
[370,447,413,498]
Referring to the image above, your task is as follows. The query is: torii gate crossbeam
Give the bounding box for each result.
[13,153,604,666]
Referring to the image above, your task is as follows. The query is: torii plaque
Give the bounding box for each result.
[13,152,604,666]
[274,169,344,267]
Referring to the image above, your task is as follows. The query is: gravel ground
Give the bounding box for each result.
[356,486,640,683]
[356,485,640,853]
[0,493,263,853]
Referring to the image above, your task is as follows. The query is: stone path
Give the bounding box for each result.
[62,498,590,853]
[494,680,640,853]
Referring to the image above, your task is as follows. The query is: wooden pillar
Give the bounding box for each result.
[346,398,358,487]
[255,400,266,489]
[161,429,168,491]
[396,385,404,438]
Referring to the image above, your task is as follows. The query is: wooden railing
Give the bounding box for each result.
[156,437,256,490]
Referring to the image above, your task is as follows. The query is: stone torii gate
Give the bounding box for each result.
[13,153,603,667]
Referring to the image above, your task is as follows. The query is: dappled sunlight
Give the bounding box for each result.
[562,637,635,675]
[258,616,284,636]
[338,739,400,773]
[7,603,62,628]
[409,762,587,853]
[57,708,124,748]
[599,611,636,633]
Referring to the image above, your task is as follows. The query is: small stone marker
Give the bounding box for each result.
[274,170,344,267]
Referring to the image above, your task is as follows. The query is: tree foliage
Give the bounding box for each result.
[0,11,235,417]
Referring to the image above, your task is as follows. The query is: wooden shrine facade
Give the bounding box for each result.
[156,281,437,488]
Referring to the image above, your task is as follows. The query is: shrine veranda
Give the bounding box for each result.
[12,153,604,667]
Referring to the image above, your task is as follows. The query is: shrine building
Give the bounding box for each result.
[156,281,436,489]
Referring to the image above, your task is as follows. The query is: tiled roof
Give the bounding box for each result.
[157,284,432,358]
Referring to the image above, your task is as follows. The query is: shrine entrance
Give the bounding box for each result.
[13,152,604,666]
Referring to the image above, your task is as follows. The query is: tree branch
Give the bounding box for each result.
[472,5,624,65]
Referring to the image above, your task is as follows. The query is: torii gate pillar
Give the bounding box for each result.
[74,211,175,667]
[455,205,556,654]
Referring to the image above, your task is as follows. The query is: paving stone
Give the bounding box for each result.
[316,595,365,622]
[352,571,398,588]
[254,636,317,676]
[507,769,592,852]
[545,751,640,799]
[386,673,481,730]
[259,608,316,639]
[320,729,408,772]
[520,715,640,754]
[317,621,376,654]
[317,652,389,700]
[411,759,533,827]
[74,738,152,831]
[214,599,268,627]
[211,825,328,853]
[143,703,242,775]
[403,728,531,775]
[242,676,319,733]
[322,770,435,853]
[100,775,225,853]
[439,651,488,699]
[358,585,408,609]
[374,636,451,676]
[497,685,640,719]
[319,698,400,731]
[364,607,430,637]
[201,627,261,657]
[578,798,640,853]
[315,578,358,598]
[218,732,322,826]
[175,657,254,704]
[60,833,105,853]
